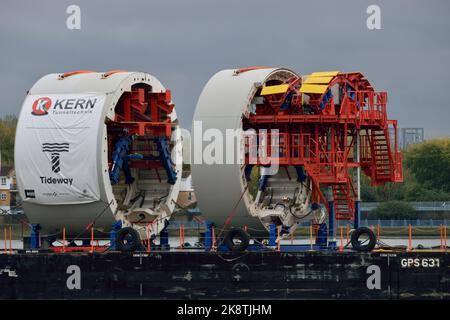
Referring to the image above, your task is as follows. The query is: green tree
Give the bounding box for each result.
[404,138,450,192]
[371,200,416,219]
[361,138,450,202]
[360,169,408,202]
[0,115,17,167]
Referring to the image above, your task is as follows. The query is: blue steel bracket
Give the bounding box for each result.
[244,165,254,181]
[30,224,41,250]
[258,174,269,192]
[316,223,328,246]
[109,221,122,250]
[109,136,150,185]
[327,241,337,249]
[319,90,333,110]
[160,220,170,248]
[205,222,213,251]
[328,200,336,248]
[160,230,169,247]
[295,166,308,183]
[281,91,293,110]
[269,223,277,246]
[156,137,177,185]
[346,84,357,101]
[328,200,335,238]
[109,136,135,185]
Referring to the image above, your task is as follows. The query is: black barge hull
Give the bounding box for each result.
[0,251,448,299]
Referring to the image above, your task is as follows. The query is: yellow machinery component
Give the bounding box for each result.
[260,83,290,95]
[300,71,339,94]
[309,70,340,77]
[299,84,328,94]
[303,76,334,84]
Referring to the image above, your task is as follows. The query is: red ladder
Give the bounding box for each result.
[370,129,393,183]
[332,181,355,221]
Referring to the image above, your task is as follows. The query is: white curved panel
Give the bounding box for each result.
[15,72,182,237]
[191,68,302,234]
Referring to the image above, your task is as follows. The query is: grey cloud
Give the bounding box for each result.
[0,0,449,137]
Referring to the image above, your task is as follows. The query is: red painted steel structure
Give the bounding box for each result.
[243,72,402,221]
[106,86,175,170]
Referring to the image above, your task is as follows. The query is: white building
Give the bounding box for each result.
[0,167,14,214]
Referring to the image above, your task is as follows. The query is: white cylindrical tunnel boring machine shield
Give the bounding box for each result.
[15,71,182,238]
[192,68,323,237]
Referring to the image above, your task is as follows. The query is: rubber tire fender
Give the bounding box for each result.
[223,228,250,252]
[350,227,377,252]
[116,227,141,252]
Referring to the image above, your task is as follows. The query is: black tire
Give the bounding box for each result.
[223,228,250,252]
[351,227,376,252]
[116,227,141,252]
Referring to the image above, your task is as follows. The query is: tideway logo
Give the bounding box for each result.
[40,176,74,186]
[42,142,69,173]
[31,97,98,116]
[40,142,73,186]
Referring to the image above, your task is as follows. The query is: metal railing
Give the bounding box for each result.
[167,219,450,229]
[361,201,450,212]
[359,219,449,228]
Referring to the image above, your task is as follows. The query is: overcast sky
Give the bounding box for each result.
[1,0,449,137]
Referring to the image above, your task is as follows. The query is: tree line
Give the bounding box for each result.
[362,138,450,202]
[362,138,450,218]
[0,115,17,167]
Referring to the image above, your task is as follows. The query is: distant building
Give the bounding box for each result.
[176,174,197,208]
[388,126,399,150]
[401,128,424,149]
[0,167,14,214]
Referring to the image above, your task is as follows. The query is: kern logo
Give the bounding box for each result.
[31,96,98,116]
[42,143,69,173]
[31,97,52,116]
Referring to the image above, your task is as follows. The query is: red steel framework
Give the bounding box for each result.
[106,85,175,171]
[243,72,403,221]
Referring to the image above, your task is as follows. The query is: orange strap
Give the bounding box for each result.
[212,225,216,251]
[59,70,96,79]
[63,227,66,253]
[234,66,271,75]
[102,70,128,78]
[276,226,281,252]
[445,225,447,251]
[346,225,349,244]
[146,225,151,252]
[179,225,184,249]
[9,225,12,254]
[90,227,94,253]
[408,224,412,252]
